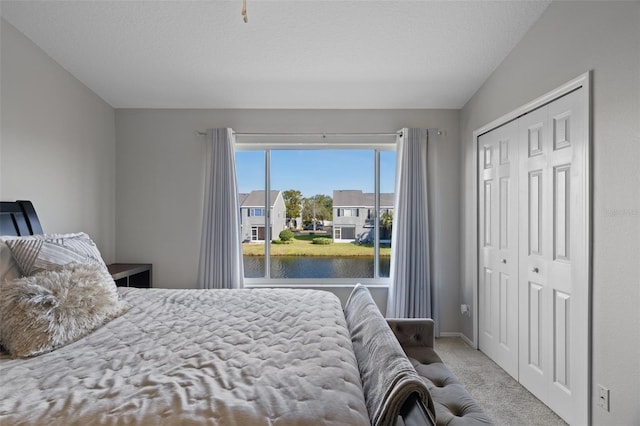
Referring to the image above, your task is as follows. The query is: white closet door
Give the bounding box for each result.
[518,88,587,425]
[478,120,519,379]
[478,85,589,425]
[517,104,551,398]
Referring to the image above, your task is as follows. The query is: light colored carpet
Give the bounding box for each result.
[434,337,567,426]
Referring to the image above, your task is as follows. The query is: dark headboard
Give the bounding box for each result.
[0,201,43,236]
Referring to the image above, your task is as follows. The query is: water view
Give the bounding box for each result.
[237,148,396,281]
[243,256,391,279]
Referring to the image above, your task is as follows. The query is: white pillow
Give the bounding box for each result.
[5,232,107,276]
[0,237,22,282]
[0,263,129,358]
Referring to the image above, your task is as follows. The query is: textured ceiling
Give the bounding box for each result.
[0,1,550,109]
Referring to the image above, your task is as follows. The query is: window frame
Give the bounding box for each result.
[235,138,396,288]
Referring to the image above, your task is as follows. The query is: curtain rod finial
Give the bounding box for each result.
[242,0,248,23]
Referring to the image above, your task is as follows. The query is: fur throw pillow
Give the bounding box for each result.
[0,263,129,358]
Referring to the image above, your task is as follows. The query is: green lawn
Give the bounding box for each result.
[242,233,391,257]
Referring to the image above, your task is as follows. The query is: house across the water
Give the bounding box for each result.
[332,190,394,243]
[239,190,286,242]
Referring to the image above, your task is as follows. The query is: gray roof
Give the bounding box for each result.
[333,190,394,208]
[239,190,281,208]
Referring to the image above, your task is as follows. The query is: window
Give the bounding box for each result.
[334,225,356,241]
[339,208,358,217]
[236,141,396,285]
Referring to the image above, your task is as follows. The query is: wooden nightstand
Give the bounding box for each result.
[107,263,152,288]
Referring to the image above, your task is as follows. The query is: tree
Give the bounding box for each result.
[380,210,393,240]
[381,210,393,229]
[283,189,303,224]
[302,194,333,229]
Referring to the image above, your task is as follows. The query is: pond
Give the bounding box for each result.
[243,256,391,279]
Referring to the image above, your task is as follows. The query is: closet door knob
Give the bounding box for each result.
[532,267,539,273]
[501,259,507,264]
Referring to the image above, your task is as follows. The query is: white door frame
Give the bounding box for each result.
[471,71,592,424]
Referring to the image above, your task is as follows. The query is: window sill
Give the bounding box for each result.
[244,278,390,289]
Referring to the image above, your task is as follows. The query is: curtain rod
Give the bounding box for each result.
[195,130,442,137]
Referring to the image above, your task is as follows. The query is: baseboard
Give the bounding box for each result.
[438,332,476,348]
[459,333,475,348]
[438,332,461,338]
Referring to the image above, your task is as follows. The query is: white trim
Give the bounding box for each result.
[579,72,593,426]
[428,129,441,337]
[584,71,593,426]
[471,71,591,425]
[472,136,479,349]
[237,138,398,284]
[473,73,589,137]
[236,141,397,151]
[244,279,390,288]
[233,130,435,148]
[233,131,406,151]
[459,332,475,348]
[235,133,399,146]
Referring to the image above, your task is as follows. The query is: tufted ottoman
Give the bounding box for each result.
[387,319,494,426]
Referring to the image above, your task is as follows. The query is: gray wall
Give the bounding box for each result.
[459,2,640,424]
[0,15,462,332]
[115,109,461,331]
[0,19,116,262]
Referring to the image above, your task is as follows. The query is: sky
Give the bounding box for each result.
[236,149,396,198]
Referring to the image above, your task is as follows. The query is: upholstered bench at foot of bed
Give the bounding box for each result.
[386,319,494,426]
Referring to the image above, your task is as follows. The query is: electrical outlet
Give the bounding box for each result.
[460,304,471,316]
[597,385,610,412]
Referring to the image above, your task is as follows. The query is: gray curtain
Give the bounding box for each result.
[387,128,437,328]
[198,128,244,289]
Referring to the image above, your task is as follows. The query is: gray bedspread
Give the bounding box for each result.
[0,288,370,425]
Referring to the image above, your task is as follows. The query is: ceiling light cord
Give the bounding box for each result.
[242,0,248,23]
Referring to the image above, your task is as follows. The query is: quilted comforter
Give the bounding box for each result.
[0,288,370,425]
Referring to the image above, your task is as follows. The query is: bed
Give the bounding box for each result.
[0,200,435,426]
